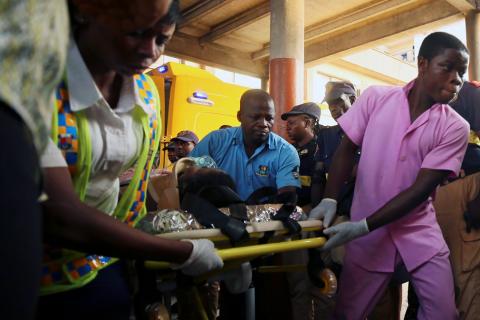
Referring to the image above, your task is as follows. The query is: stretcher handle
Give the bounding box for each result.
[153,220,323,241]
[145,236,326,270]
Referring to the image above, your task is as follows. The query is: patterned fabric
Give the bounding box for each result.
[135,74,156,107]
[125,74,158,226]
[65,255,112,281]
[55,82,79,175]
[0,0,68,152]
[42,74,159,287]
[41,262,63,286]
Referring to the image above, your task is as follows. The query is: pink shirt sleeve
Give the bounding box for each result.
[337,87,376,147]
[421,118,469,175]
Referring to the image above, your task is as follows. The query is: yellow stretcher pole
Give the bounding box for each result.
[145,237,326,270]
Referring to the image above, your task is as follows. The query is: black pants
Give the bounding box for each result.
[0,103,42,320]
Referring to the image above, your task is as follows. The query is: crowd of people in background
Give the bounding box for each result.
[1,1,480,320]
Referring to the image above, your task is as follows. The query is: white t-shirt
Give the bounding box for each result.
[41,42,154,215]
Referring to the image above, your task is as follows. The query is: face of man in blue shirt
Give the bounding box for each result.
[237,91,275,150]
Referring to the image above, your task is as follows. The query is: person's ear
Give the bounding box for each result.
[349,96,355,105]
[237,110,241,122]
[304,118,311,129]
[418,56,428,77]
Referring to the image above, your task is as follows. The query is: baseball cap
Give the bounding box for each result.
[171,130,199,144]
[162,141,176,151]
[323,81,356,102]
[281,102,321,121]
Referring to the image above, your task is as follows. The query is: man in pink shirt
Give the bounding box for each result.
[310,32,470,319]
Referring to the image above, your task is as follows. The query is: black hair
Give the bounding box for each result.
[178,167,237,204]
[301,114,322,136]
[161,0,182,26]
[418,32,469,61]
[68,0,182,32]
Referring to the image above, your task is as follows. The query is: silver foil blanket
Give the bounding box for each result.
[140,205,305,234]
[219,204,305,223]
[137,209,203,234]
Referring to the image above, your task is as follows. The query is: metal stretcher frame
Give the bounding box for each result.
[145,220,325,269]
[143,220,328,320]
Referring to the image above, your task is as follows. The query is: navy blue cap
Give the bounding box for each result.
[171,130,199,144]
[281,102,321,120]
[162,141,176,151]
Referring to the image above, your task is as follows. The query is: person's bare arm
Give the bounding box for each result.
[366,169,449,231]
[42,167,192,263]
[322,168,449,251]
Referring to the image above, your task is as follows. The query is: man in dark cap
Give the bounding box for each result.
[281,102,322,320]
[282,102,322,208]
[171,130,199,159]
[316,81,358,180]
[163,141,179,164]
[323,81,357,121]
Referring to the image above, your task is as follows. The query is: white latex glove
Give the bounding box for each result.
[322,219,369,251]
[309,198,337,227]
[172,239,224,276]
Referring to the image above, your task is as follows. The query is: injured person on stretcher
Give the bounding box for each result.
[142,157,335,320]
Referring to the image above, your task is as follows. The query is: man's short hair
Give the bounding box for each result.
[240,89,273,110]
[418,32,468,61]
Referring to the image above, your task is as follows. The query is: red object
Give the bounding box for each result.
[269,58,297,140]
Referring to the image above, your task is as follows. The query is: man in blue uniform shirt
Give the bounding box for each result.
[190,89,300,200]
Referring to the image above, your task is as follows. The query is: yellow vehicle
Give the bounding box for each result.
[148,62,248,167]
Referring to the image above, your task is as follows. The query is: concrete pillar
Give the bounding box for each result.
[466,11,480,80]
[261,64,270,92]
[269,0,304,138]
[261,77,269,92]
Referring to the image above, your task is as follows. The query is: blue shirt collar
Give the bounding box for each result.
[231,126,277,150]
